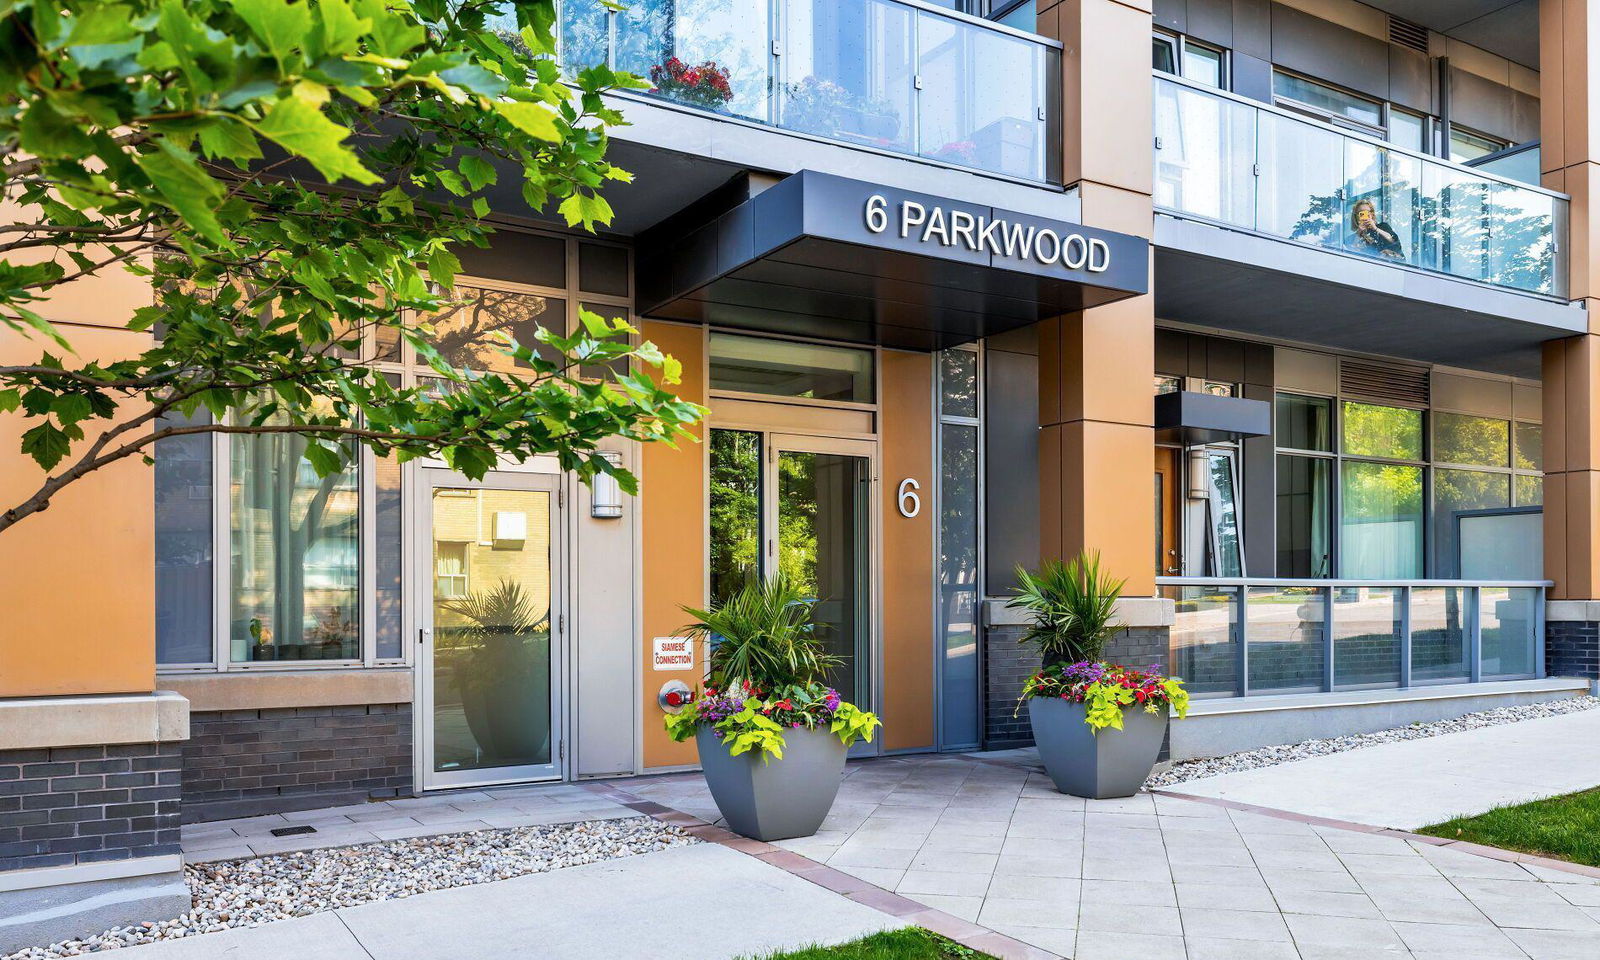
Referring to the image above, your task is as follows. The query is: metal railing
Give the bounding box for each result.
[552,0,1062,184]
[1157,577,1549,699]
[1153,74,1569,298]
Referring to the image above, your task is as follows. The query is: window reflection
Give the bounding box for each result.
[1434,412,1509,467]
[421,286,565,374]
[709,429,762,605]
[1341,402,1422,461]
[1339,461,1422,578]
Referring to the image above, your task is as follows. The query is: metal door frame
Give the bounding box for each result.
[413,466,565,790]
[764,433,882,757]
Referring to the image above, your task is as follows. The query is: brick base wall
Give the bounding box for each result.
[0,743,181,872]
[982,624,1173,750]
[1548,620,1600,680]
[181,704,412,823]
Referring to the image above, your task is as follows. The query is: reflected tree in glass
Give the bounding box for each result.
[709,430,762,605]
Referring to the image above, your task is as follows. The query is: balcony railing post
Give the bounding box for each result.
[1399,585,1412,689]
[1322,586,1335,693]
[1469,587,1483,683]
[1235,586,1249,698]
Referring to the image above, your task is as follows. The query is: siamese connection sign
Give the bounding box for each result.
[863,194,1113,273]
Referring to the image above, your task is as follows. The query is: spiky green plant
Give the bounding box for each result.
[681,572,841,690]
[445,579,548,644]
[1008,551,1125,665]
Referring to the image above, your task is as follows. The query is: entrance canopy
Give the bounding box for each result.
[638,171,1149,351]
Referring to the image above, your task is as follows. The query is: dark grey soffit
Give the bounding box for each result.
[1155,390,1273,446]
[1153,215,1585,379]
[638,170,1149,352]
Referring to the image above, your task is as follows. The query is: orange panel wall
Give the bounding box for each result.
[638,320,706,768]
[880,350,935,752]
[1,274,155,697]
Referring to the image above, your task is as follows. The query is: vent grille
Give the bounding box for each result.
[1389,16,1429,54]
[1340,359,1430,407]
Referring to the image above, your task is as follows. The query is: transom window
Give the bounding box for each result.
[708,333,876,404]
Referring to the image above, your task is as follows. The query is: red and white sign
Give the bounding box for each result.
[651,636,695,671]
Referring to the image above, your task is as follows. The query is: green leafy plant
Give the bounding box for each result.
[666,574,879,761]
[0,0,705,536]
[681,572,840,691]
[1008,551,1126,665]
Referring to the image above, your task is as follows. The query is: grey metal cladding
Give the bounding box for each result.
[1270,5,1391,101]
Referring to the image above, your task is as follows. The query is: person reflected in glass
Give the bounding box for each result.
[1346,199,1403,260]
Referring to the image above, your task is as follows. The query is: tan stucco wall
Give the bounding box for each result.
[880,350,935,752]
[639,320,706,769]
[1,263,155,698]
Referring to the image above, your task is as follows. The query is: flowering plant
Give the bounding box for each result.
[666,573,880,760]
[664,680,880,761]
[650,57,735,109]
[1019,662,1190,732]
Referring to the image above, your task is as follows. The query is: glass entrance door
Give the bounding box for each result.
[770,438,874,712]
[418,470,560,789]
[707,430,877,727]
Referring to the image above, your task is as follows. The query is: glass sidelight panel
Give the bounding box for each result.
[430,487,555,776]
[709,429,763,605]
[777,450,872,707]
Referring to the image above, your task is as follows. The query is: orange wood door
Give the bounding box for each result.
[1154,448,1180,576]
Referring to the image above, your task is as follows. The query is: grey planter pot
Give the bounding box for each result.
[1028,697,1167,799]
[695,725,846,842]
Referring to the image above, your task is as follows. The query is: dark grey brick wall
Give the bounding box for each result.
[1548,620,1600,679]
[983,624,1172,749]
[0,743,181,872]
[181,704,412,823]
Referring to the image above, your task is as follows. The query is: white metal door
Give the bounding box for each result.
[416,468,562,789]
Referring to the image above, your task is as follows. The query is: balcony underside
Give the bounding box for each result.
[1154,215,1586,378]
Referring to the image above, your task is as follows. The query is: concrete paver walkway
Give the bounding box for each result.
[1161,708,1600,830]
[118,843,902,960]
[624,753,1600,959]
[180,781,637,861]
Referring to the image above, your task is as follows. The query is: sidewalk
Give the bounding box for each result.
[1161,707,1600,830]
[112,844,903,960]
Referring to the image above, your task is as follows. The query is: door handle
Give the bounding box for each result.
[418,628,432,646]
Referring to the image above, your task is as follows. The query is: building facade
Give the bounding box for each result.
[6,0,1600,944]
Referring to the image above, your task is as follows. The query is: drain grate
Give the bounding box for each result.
[269,825,318,838]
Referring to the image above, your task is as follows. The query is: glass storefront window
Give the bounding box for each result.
[709,429,763,605]
[1276,394,1332,452]
[1432,469,1510,578]
[421,285,565,372]
[709,333,875,403]
[940,350,977,418]
[1339,460,1423,579]
[229,433,361,662]
[1341,401,1423,461]
[1276,455,1331,578]
[1434,413,1509,467]
[1515,474,1543,506]
[1514,421,1542,471]
[155,413,214,665]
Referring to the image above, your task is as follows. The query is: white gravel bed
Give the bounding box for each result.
[1147,695,1600,788]
[7,816,695,958]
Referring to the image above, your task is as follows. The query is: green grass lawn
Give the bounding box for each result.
[1420,787,1600,867]
[738,929,994,960]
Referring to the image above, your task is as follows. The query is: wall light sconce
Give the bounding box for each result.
[591,451,624,519]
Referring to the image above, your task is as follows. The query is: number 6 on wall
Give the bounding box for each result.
[897,478,921,518]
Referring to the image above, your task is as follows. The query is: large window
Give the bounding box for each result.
[709,333,875,403]
[1153,31,1226,89]
[1273,390,1543,581]
[156,228,625,669]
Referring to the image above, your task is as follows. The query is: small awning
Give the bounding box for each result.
[637,170,1150,351]
[1155,391,1272,445]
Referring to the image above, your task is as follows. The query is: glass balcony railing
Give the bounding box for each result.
[554,0,1062,184]
[1160,577,1548,699]
[1153,75,1569,298]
